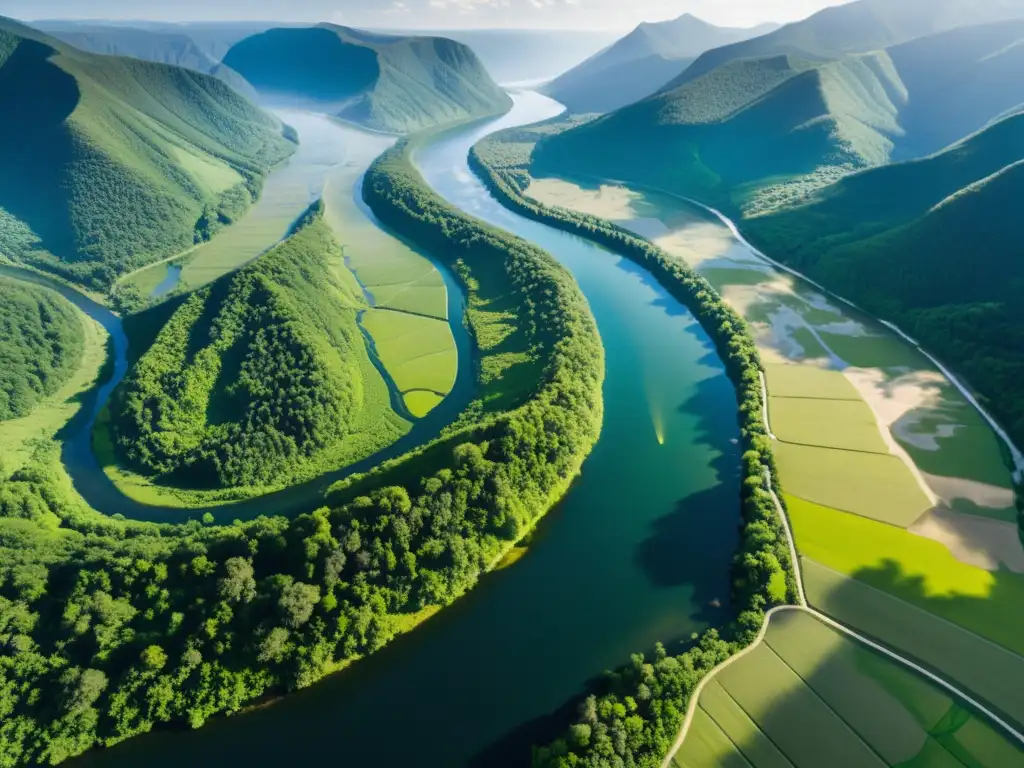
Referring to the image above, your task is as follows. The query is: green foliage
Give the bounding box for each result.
[746,111,1024,454]
[110,203,366,489]
[0,278,84,421]
[0,137,602,765]
[472,133,797,767]
[0,18,295,291]
[223,24,513,134]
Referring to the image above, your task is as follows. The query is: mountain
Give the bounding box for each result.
[419,28,619,85]
[666,0,1024,90]
[543,14,778,113]
[0,17,296,291]
[746,112,1024,443]
[534,20,1024,214]
[223,24,512,133]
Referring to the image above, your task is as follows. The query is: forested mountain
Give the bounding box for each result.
[667,0,1024,89]
[535,20,1024,214]
[0,17,296,291]
[543,14,777,114]
[223,24,512,133]
[747,112,1024,444]
[0,278,84,421]
[111,203,381,490]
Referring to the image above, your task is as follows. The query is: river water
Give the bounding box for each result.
[72,92,740,766]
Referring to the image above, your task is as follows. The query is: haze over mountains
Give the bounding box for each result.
[222,24,512,132]
[544,13,779,113]
[536,8,1024,214]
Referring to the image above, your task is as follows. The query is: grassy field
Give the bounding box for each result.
[763,364,861,401]
[791,497,1024,656]
[362,309,458,403]
[678,609,1024,767]
[770,396,888,454]
[803,559,1024,730]
[775,443,931,526]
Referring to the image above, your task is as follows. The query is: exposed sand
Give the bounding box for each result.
[527,178,645,220]
[910,509,1024,573]
[921,472,1017,520]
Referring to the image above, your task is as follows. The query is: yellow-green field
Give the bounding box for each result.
[803,560,1024,729]
[763,363,860,400]
[775,443,931,526]
[171,146,243,197]
[0,307,107,472]
[769,396,888,453]
[676,610,1024,768]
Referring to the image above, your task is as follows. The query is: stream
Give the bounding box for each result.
[71,92,742,767]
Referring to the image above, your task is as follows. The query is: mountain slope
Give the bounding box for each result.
[535,20,1024,214]
[223,24,512,133]
[746,112,1024,443]
[111,203,396,490]
[0,17,296,291]
[544,14,777,113]
[666,0,1024,90]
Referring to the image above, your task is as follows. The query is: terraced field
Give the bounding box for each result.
[672,611,1024,768]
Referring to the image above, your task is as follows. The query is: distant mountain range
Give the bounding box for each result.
[543,13,779,113]
[0,16,295,291]
[222,24,512,133]
[535,15,1024,214]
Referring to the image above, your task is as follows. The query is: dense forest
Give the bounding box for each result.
[472,132,796,767]
[0,17,296,292]
[0,278,84,422]
[0,141,602,765]
[109,202,374,490]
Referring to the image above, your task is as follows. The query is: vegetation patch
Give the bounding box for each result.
[672,708,753,768]
[775,443,931,526]
[791,497,1024,656]
[769,396,888,454]
[361,309,457,398]
[696,681,793,768]
[763,363,860,401]
[803,559,1024,731]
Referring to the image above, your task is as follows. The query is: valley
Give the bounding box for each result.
[2,3,1024,767]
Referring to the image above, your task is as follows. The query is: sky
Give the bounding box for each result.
[4,0,858,30]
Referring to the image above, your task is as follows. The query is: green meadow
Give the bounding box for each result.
[678,610,1024,767]
[769,396,888,454]
[763,363,860,401]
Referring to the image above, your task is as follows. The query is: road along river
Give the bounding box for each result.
[70,94,744,766]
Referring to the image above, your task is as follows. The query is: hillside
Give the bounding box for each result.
[0,17,296,292]
[110,203,395,490]
[535,19,1024,214]
[746,112,1024,444]
[666,0,1024,90]
[223,24,512,133]
[544,14,777,113]
[0,278,84,421]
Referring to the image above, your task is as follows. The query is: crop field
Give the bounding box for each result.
[769,396,888,453]
[819,331,932,371]
[803,559,1024,728]
[763,363,860,400]
[677,609,1024,768]
[775,442,931,526]
[789,495,1024,655]
[362,309,458,402]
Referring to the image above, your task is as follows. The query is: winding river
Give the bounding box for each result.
[65,92,741,766]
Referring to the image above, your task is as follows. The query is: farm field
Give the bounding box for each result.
[675,610,1024,768]
[768,396,888,454]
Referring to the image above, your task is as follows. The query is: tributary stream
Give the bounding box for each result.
[72,92,742,766]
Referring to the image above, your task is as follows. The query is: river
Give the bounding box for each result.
[71,92,741,766]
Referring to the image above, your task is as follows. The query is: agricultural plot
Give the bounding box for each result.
[769,396,888,454]
[819,331,932,372]
[678,610,1024,768]
[803,559,1024,728]
[774,442,931,526]
[763,363,860,401]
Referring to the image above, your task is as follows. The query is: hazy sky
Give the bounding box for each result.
[5,0,857,30]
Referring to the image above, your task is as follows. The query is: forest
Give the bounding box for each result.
[0,141,603,765]
[471,136,796,767]
[109,202,369,490]
[0,278,84,422]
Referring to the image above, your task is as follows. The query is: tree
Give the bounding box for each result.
[277,581,320,628]
[218,557,256,604]
[141,645,167,671]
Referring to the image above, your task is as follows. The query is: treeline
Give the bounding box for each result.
[0,142,602,764]
[471,136,795,767]
[110,201,365,489]
[0,278,84,421]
